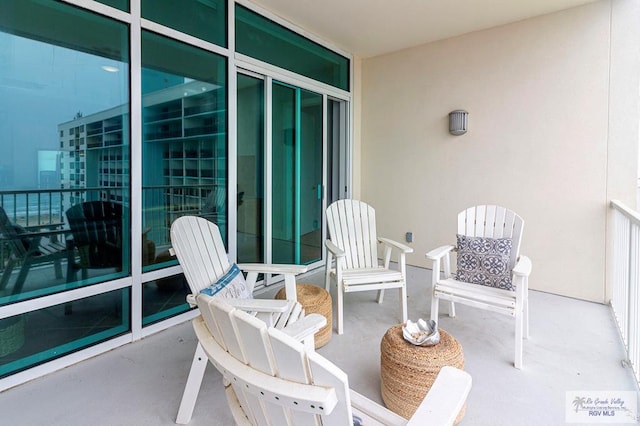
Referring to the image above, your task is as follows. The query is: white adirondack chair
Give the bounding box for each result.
[194,294,472,426]
[325,199,413,335]
[170,216,326,424]
[426,205,532,369]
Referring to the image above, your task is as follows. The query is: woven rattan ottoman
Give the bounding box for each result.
[275,283,332,349]
[380,324,466,423]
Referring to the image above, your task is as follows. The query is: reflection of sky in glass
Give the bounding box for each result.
[0,32,128,189]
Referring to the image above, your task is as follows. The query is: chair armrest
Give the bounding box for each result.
[237,264,308,275]
[280,313,327,342]
[186,293,197,307]
[512,255,532,277]
[407,366,472,426]
[425,245,455,261]
[378,237,413,254]
[239,264,307,303]
[22,223,65,232]
[350,390,406,426]
[325,240,346,257]
[225,298,291,313]
[188,295,292,313]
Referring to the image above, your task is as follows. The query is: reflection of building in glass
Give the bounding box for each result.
[37,151,61,189]
[0,165,12,189]
[58,106,128,211]
[143,80,226,235]
[58,80,226,239]
[39,171,58,189]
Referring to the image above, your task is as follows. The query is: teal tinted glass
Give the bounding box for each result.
[0,290,130,378]
[0,0,130,376]
[141,31,227,320]
[142,0,226,47]
[271,83,323,264]
[271,83,296,263]
[235,5,349,91]
[237,74,265,264]
[0,0,130,306]
[298,89,323,264]
[142,275,190,326]
[96,0,128,12]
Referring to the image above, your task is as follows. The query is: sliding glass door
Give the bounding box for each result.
[237,75,324,268]
[272,82,322,265]
[237,74,265,263]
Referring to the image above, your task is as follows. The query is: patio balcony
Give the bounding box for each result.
[0,254,637,424]
[0,1,639,424]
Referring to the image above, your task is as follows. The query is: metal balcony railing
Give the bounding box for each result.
[0,185,226,267]
[610,199,640,386]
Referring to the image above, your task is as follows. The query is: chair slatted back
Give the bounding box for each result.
[170,216,231,294]
[65,201,123,269]
[0,206,29,258]
[66,201,122,246]
[304,349,353,425]
[326,200,378,270]
[197,296,349,425]
[457,205,523,270]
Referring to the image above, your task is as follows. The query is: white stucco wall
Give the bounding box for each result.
[358,0,639,302]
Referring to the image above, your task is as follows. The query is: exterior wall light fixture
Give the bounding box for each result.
[449,110,468,135]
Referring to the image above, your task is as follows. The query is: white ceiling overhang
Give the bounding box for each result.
[247,0,601,58]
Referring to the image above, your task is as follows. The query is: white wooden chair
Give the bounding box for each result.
[426,205,532,369]
[325,199,413,335]
[170,216,326,424]
[194,294,472,426]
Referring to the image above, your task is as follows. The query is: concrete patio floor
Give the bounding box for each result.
[0,265,638,425]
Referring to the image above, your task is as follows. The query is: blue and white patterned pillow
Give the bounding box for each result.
[455,234,513,290]
[200,263,252,299]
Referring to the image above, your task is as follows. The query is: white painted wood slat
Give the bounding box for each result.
[268,329,318,426]
[494,206,506,238]
[211,296,246,363]
[363,203,377,268]
[306,350,352,426]
[475,205,486,237]
[484,205,496,238]
[234,310,276,376]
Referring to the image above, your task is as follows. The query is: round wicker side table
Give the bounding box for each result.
[380,324,466,423]
[275,283,332,349]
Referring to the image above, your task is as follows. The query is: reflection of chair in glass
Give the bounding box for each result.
[199,186,226,224]
[194,296,472,426]
[65,201,123,283]
[0,206,67,295]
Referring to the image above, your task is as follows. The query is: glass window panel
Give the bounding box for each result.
[237,74,264,263]
[142,275,190,326]
[235,4,349,91]
[0,289,129,379]
[95,0,129,12]
[271,83,323,264]
[0,0,130,306]
[326,98,349,203]
[271,83,296,264]
[142,0,226,47]
[298,89,323,264]
[141,30,227,321]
